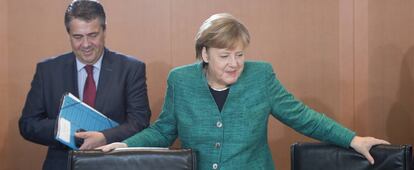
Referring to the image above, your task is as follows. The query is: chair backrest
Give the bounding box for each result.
[68,148,197,170]
[291,142,413,170]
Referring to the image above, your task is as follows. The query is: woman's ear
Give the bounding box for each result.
[201,47,209,63]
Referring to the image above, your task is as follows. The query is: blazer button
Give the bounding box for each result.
[212,163,218,169]
[215,142,221,149]
[216,121,222,128]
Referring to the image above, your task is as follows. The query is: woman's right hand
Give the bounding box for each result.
[96,142,128,152]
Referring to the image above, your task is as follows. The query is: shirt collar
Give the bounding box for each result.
[76,52,104,72]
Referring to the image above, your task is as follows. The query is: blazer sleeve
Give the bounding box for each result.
[123,71,177,147]
[264,63,356,148]
[101,62,152,144]
[19,63,61,147]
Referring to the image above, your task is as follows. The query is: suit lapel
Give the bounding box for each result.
[95,49,114,112]
[64,54,79,98]
[197,63,245,114]
[197,63,221,115]
[196,62,245,114]
[222,80,244,113]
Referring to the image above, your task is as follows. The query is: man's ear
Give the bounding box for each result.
[201,47,209,63]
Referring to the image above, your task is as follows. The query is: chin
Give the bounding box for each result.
[225,78,239,85]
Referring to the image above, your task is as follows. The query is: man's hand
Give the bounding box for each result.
[75,131,107,150]
[350,136,390,164]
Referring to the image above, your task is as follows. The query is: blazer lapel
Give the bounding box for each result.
[64,54,79,98]
[196,62,245,115]
[197,63,221,115]
[222,80,244,113]
[95,49,114,112]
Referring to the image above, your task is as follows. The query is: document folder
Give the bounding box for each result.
[55,93,119,150]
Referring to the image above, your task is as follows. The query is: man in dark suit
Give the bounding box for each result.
[18,0,151,169]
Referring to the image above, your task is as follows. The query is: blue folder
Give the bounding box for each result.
[55,93,119,150]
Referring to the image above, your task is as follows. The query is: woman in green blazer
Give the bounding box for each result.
[99,13,389,170]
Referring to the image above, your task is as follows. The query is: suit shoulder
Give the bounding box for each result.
[106,50,145,66]
[244,60,274,72]
[237,60,277,84]
[36,52,74,67]
[168,62,200,81]
[170,62,199,75]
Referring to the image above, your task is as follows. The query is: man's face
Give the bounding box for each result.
[68,18,105,65]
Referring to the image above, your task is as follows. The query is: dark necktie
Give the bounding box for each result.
[83,65,96,107]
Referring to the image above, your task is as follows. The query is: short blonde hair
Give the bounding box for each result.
[195,13,250,60]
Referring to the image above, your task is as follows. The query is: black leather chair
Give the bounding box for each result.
[291,142,413,170]
[68,148,196,170]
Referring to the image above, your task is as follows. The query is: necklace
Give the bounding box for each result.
[210,86,229,91]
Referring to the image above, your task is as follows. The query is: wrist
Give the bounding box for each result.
[350,136,361,149]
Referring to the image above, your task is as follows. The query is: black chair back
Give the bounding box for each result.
[291,142,413,170]
[68,148,196,170]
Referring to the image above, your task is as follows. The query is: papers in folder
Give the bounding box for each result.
[55,93,119,150]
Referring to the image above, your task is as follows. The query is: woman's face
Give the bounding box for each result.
[202,44,245,89]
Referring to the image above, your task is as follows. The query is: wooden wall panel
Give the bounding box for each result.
[0,0,10,169]
[355,0,414,144]
[2,0,412,170]
[6,1,67,169]
[247,0,342,121]
[102,0,172,122]
[338,0,355,127]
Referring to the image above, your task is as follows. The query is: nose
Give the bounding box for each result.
[81,37,91,48]
[228,55,238,67]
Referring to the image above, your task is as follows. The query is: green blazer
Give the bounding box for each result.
[124,61,355,170]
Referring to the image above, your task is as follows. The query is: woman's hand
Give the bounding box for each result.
[350,136,390,164]
[96,142,128,152]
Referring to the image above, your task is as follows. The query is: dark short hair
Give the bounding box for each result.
[195,13,250,61]
[64,0,106,32]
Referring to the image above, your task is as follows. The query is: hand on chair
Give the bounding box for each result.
[350,136,390,164]
[96,142,128,152]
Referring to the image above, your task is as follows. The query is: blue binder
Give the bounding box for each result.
[55,93,119,150]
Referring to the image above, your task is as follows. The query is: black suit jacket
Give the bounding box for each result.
[19,48,151,170]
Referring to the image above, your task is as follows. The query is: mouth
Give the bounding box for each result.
[225,70,238,77]
[82,50,93,56]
